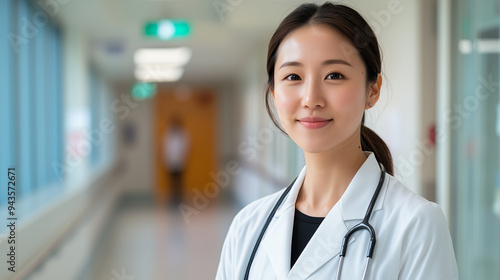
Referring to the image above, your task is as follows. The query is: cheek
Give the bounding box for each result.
[274,89,299,116]
[334,86,366,110]
[274,89,301,132]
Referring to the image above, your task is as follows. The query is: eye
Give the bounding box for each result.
[284,74,301,81]
[326,72,344,80]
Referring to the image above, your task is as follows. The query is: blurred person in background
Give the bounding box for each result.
[216,2,458,279]
[162,115,191,208]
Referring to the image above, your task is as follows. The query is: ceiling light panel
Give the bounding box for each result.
[134,47,192,66]
[134,65,184,82]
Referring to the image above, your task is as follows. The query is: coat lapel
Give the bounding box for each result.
[287,202,348,278]
[262,165,307,280]
[339,153,387,222]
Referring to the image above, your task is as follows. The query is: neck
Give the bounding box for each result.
[296,134,368,217]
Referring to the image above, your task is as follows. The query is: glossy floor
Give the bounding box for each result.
[85,202,237,280]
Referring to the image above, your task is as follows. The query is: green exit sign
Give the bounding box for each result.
[132,82,157,100]
[144,20,191,40]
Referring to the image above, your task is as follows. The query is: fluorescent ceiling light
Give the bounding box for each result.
[134,64,184,82]
[134,47,192,65]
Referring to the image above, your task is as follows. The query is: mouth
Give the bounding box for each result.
[297,117,333,129]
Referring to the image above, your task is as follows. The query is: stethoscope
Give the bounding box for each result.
[244,163,386,280]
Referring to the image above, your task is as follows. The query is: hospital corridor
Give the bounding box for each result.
[0,0,499,279]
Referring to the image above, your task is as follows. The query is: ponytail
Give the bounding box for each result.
[360,114,394,176]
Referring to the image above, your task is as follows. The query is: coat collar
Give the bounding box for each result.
[262,152,388,280]
[340,152,387,221]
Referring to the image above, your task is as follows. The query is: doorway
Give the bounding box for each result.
[153,87,218,206]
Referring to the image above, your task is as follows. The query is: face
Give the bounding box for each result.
[271,24,381,153]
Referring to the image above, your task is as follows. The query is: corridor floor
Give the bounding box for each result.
[85,201,237,280]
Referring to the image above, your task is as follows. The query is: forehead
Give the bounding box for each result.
[276,24,363,69]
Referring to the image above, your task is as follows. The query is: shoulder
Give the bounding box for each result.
[383,174,450,237]
[383,176,458,278]
[234,187,287,225]
[385,174,443,212]
[217,188,287,279]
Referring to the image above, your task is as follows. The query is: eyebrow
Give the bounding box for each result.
[278,59,352,69]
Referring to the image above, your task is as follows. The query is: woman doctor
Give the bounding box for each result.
[216,2,458,279]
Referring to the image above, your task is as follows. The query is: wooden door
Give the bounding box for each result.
[153,87,218,206]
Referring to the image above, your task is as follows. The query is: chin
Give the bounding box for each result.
[295,139,334,154]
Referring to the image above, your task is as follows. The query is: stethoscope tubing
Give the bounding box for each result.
[243,177,297,280]
[244,164,386,280]
[336,164,385,280]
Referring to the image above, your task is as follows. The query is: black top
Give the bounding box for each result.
[290,208,325,268]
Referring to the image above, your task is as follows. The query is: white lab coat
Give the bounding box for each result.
[216,152,458,280]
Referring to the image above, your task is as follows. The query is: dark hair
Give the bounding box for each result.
[265,2,393,175]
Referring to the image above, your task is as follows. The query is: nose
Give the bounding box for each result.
[301,78,326,108]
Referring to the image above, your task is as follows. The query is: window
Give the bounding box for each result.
[0,0,64,205]
[16,0,35,197]
[0,0,15,205]
[450,0,500,278]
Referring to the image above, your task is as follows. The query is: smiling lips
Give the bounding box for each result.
[297,117,333,129]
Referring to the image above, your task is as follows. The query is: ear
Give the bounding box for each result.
[270,86,275,100]
[365,73,382,109]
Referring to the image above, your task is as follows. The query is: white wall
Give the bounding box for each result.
[113,86,154,195]
[357,0,436,197]
[419,0,438,201]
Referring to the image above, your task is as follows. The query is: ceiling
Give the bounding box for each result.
[53,0,324,85]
